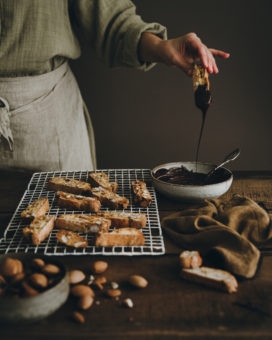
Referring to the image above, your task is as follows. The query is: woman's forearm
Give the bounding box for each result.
[139,32,164,63]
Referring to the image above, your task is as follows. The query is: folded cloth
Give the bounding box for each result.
[162,194,272,278]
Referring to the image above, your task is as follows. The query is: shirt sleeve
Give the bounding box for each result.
[71,0,167,71]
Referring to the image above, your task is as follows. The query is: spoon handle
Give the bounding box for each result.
[206,148,240,179]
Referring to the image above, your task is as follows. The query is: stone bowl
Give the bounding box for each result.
[151,161,233,202]
[0,253,69,323]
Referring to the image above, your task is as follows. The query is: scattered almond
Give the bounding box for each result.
[73,311,85,324]
[71,284,95,297]
[29,273,48,289]
[0,287,4,296]
[128,275,148,288]
[93,276,107,290]
[87,275,95,285]
[1,258,19,277]
[68,270,86,284]
[111,281,119,289]
[92,261,108,274]
[42,264,60,276]
[78,294,94,310]
[106,289,122,298]
[31,258,45,270]
[123,298,133,308]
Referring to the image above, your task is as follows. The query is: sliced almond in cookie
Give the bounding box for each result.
[21,197,49,220]
[97,211,146,229]
[131,180,152,208]
[88,172,118,193]
[48,177,91,195]
[56,191,101,213]
[56,230,88,248]
[90,186,129,209]
[56,214,111,233]
[95,228,145,247]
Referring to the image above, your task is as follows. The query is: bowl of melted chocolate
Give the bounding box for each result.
[151,162,233,202]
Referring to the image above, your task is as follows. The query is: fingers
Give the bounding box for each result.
[188,34,229,74]
[207,49,218,74]
[189,35,216,74]
[210,48,230,59]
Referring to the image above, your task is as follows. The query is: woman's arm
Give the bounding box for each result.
[139,32,230,75]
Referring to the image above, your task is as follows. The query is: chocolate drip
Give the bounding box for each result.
[194,84,212,164]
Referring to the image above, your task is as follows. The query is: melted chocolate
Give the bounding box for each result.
[153,166,229,186]
[194,84,212,164]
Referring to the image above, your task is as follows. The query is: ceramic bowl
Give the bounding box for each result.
[0,253,69,323]
[151,161,233,202]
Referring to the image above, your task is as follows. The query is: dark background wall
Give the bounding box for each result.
[71,0,272,171]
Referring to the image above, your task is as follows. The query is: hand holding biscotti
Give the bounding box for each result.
[139,32,230,76]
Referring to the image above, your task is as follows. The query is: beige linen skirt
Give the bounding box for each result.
[0,62,96,171]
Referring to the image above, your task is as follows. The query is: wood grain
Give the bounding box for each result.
[0,170,271,339]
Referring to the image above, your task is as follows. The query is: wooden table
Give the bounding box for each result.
[0,170,272,340]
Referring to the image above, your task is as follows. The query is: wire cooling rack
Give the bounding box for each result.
[0,169,165,256]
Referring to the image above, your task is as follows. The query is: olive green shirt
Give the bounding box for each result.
[0,0,167,76]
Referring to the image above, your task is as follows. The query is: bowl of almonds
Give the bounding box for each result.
[0,254,69,323]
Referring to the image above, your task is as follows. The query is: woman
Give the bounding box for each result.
[0,0,229,171]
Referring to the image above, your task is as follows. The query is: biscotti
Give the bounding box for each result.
[97,211,146,229]
[22,215,55,245]
[95,228,145,247]
[90,186,129,209]
[192,64,210,92]
[21,197,49,220]
[56,230,88,248]
[88,172,118,193]
[56,191,101,213]
[180,266,238,294]
[179,250,202,269]
[55,214,111,233]
[131,180,152,207]
[48,177,91,195]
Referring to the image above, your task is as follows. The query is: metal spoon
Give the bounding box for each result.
[206,148,240,180]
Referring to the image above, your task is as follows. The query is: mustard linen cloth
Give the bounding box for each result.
[162,195,272,278]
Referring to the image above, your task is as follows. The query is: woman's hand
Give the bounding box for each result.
[139,32,230,76]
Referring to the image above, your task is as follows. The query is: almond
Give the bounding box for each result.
[71,284,95,297]
[93,276,107,290]
[10,272,25,284]
[92,261,108,274]
[0,274,6,287]
[78,294,94,310]
[110,281,119,289]
[0,287,4,296]
[14,259,23,274]
[1,258,19,278]
[42,264,60,276]
[21,280,39,297]
[128,275,148,288]
[73,311,85,324]
[106,289,122,297]
[123,298,134,308]
[29,273,48,289]
[68,270,86,284]
[32,258,45,270]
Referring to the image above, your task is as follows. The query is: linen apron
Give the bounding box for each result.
[0,62,96,171]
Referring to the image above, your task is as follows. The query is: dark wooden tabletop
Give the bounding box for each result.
[0,170,272,340]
